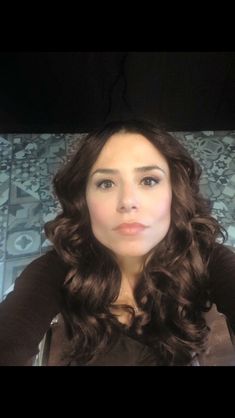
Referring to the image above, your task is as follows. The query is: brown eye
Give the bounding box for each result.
[141,177,160,186]
[96,179,114,189]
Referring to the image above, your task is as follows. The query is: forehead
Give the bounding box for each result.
[94,132,169,172]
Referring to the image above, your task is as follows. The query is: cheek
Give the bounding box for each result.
[87,198,111,226]
[151,191,172,219]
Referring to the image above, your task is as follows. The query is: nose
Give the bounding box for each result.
[117,184,140,213]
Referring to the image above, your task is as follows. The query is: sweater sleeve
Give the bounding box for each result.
[0,249,70,365]
[207,244,235,332]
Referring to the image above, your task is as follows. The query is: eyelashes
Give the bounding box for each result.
[95,176,161,190]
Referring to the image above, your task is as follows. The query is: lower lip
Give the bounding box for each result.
[115,226,147,235]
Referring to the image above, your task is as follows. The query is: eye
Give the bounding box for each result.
[96,179,114,189]
[141,176,160,187]
[95,176,160,190]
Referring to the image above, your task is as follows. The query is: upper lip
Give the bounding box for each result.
[114,222,147,230]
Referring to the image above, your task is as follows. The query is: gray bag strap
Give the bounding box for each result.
[33,314,66,366]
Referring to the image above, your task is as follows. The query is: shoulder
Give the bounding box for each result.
[27,248,69,269]
[24,248,70,275]
[208,243,235,276]
[207,243,235,329]
[12,248,71,292]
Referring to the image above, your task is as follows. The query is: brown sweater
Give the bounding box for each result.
[0,244,235,366]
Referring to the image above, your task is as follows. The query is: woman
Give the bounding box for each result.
[0,119,234,366]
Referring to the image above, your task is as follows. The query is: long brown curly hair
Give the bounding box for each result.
[44,119,228,365]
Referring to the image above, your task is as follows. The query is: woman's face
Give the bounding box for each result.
[86,132,172,272]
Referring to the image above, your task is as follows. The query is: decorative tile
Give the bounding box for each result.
[0,136,12,160]
[0,262,4,297]
[0,204,8,261]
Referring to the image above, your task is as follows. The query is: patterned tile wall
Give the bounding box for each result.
[0,131,235,301]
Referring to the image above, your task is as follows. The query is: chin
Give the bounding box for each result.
[114,248,150,257]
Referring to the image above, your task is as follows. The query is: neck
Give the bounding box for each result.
[116,256,144,282]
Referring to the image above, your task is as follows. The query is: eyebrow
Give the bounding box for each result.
[91,165,166,177]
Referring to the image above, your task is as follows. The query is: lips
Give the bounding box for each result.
[115,222,146,230]
[114,222,147,235]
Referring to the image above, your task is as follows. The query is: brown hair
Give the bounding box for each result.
[44,119,227,365]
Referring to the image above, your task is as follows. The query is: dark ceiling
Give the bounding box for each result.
[0,52,235,132]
